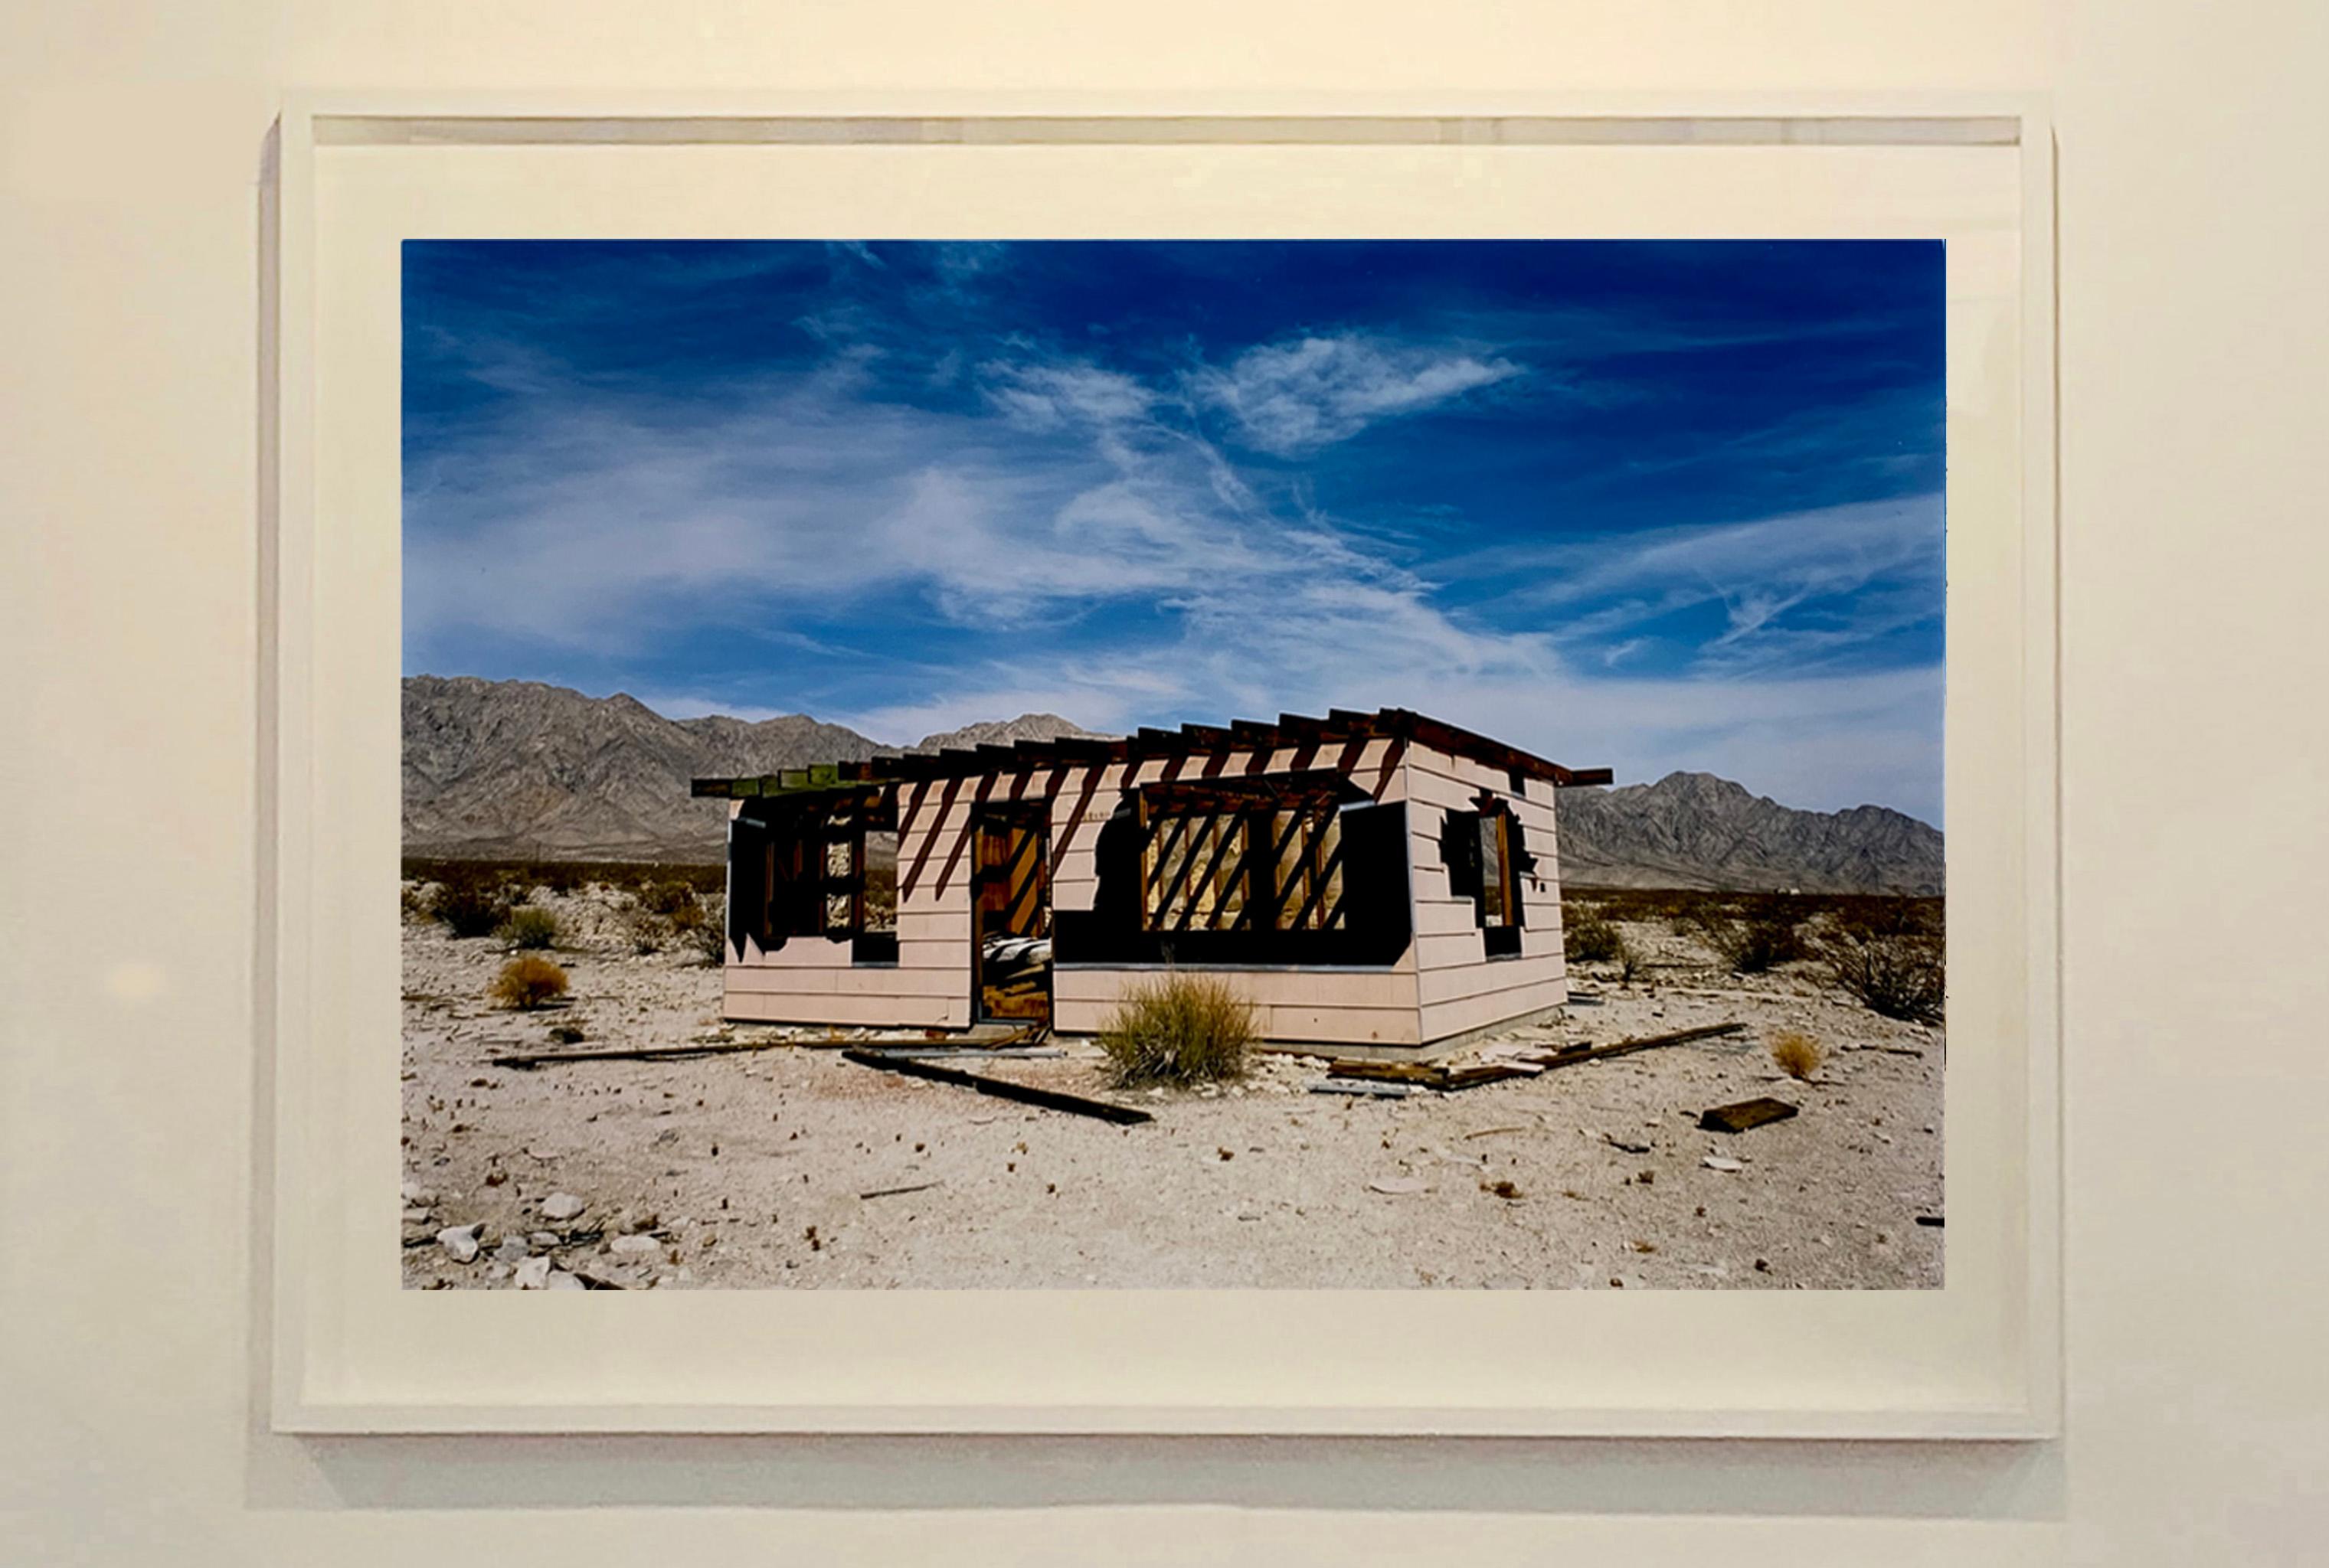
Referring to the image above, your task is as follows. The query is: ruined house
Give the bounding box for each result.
[691,709,1610,1058]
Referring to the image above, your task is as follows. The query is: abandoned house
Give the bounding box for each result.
[691,709,1611,1058]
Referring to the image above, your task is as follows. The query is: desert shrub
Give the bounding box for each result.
[490,955,569,1011]
[496,906,561,950]
[683,896,729,965]
[1822,930,1945,1023]
[429,877,511,939]
[621,906,667,955]
[1097,971,1254,1086]
[403,857,722,900]
[1563,906,1624,963]
[1769,1029,1825,1081]
[533,861,589,895]
[638,879,698,917]
[1716,913,1809,974]
[1614,937,1643,988]
[398,881,431,924]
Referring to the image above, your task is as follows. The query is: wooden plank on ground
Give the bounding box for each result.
[491,1024,1037,1070]
[1698,1096,1801,1134]
[1436,1065,1535,1092]
[841,1050,1153,1125]
[1325,1060,1442,1084]
[1526,1021,1745,1072]
[1309,1080,1411,1099]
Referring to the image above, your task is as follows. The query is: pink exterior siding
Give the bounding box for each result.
[721,732,1568,1053]
[1399,743,1570,1045]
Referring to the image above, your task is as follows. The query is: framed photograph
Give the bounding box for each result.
[267,95,2058,1435]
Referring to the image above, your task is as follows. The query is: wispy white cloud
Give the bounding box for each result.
[407,331,1941,822]
[1191,334,1523,456]
[981,360,1156,432]
[1441,495,1945,675]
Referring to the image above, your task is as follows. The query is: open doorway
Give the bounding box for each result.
[971,805,1052,1025]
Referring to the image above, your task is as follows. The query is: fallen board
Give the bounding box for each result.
[1525,1021,1745,1072]
[1308,1079,1412,1099]
[492,1024,1042,1070]
[840,1049,1153,1125]
[1436,1064,1536,1092]
[1699,1096,1801,1133]
[858,1047,1065,1060]
[1325,1060,1442,1084]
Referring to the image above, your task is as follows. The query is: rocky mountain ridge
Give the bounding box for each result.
[403,675,1941,890]
[1555,770,1942,894]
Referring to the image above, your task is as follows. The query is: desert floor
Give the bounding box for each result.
[402,886,1943,1289]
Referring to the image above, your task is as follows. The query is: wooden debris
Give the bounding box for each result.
[1309,1080,1411,1099]
[1324,1060,1536,1093]
[859,1181,944,1200]
[490,1024,1041,1070]
[1698,1096,1801,1134]
[1462,1125,1531,1140]
[1524,1021,1744,1072]
[1326,1060,1442,1084]
[1438,1064,1534,1092]
[840,1050,1153,1125]
[859,1046,1063,1060]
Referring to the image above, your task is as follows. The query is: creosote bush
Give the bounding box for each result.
[639,879,700,917]
[1562,906,1624,964]
[622,906,667,956]
[496,906,562,950]
[491,954,569,1011]
[1769,1029,1825,1081]
[684,895,730,965]
[1097,971,1254,1086]
[428,877,512,939]
[1716,913,1808,975]
[1822,930,1945,1024]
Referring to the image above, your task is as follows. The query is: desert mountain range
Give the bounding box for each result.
[402,675,1942,893]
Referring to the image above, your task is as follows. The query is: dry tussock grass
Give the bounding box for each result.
[1769,1029,1825,1081]
[1098,971,1254,1086]
[491,955,569,1011]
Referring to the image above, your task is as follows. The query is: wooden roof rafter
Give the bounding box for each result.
[692,707,1611,797]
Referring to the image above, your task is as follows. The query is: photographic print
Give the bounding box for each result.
[400,238,1946,1291]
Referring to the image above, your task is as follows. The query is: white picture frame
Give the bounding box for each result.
[264,93,2059,1438]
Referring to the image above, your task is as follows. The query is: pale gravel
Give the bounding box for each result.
[403,887,1942,1290]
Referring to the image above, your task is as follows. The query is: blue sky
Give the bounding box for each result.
[404,240,1945,824]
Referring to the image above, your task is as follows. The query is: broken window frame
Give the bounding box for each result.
[740,790,899,964]
[1135,772,1356,937]
[1443,795,1531,959]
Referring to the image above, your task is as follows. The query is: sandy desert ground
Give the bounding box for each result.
[401,884,1943,1289]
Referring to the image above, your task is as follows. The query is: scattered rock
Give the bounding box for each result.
[540,1192,586,1223]
[401,1180,433,1206]
[513,1255,553,1289]
[436,1223,484,1263]
[1702,1155,1746,1173]
[401,1207,433,1224]
[1369,1176,1430,1195]
[493,1236,530,1263]
[528,1230,560,1248]
[609,1233,662,1258]
[547,1269,588,1291]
